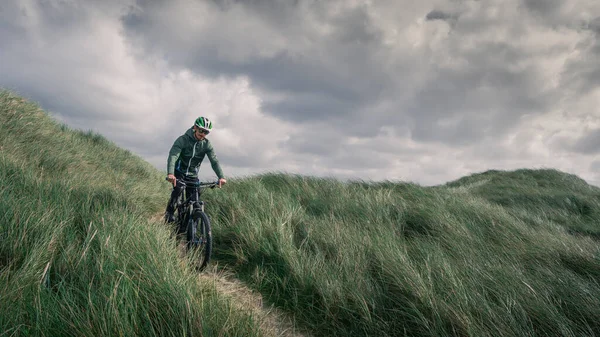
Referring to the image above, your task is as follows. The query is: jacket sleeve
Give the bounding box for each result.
[167,136,185,175]
[206,141,225,179]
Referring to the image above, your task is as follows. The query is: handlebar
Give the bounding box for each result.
[165,177,220,189]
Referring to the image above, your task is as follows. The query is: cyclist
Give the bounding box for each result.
[164,116,227,225]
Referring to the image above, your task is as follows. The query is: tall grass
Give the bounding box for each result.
[204,172,600,336]
[3,90,600,337]
[0,91,263,336]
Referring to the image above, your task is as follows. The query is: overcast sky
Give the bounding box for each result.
[1,0,599,186]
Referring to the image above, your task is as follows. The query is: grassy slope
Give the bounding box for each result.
[2,91,600,337]
[205,169,600,335]
[0,91,263,336]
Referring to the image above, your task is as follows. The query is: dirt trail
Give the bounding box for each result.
[198,266,307,337]
[152,213,307,337]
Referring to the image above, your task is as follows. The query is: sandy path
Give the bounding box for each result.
[198,265,307,337]
[152,212,308,337]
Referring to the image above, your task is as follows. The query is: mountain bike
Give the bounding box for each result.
[167,177,219,271]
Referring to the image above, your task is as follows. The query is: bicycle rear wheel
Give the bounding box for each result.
[187,211,212,271]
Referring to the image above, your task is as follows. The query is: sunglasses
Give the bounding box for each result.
[196,128,210,135]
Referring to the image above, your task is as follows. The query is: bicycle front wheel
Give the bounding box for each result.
[187,211,212,271]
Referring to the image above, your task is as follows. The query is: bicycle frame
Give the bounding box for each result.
[172,178,218,227]
[167,177,218,270]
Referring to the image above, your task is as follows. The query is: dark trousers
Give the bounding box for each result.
[165,172,199,215]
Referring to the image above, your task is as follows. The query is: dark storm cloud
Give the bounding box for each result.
[2,0,600,186]
[406,43,554,145]
[425,10,458,22]
[121,0,580,149]
[121,1,392,123]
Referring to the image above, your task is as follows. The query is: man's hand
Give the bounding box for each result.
[167,174,176,187]
[218,178,227,188]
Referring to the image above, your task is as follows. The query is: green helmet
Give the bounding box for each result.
[194,116,213,131]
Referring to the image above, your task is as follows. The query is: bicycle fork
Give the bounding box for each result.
[191,201,206,245]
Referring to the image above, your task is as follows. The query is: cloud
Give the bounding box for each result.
[570,129,600,154]
[425,10,459,22]
[122,0,593,148]
[0,0,293,178]
[1,0,599,186]
[121,0,396,125]
[522,0,565,18]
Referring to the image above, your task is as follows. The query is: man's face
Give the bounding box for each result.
[193,126,208,140]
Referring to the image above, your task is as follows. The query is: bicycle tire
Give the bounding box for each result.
[174,200,188,235]
[187,211,212,271]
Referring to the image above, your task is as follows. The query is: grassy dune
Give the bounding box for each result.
[2,91,600,336]
[204,171,600,336]
[0,91,263,336]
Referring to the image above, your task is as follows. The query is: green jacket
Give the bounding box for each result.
[167,128,225,179]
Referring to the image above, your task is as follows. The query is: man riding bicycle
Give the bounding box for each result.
[164,116,227,226]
